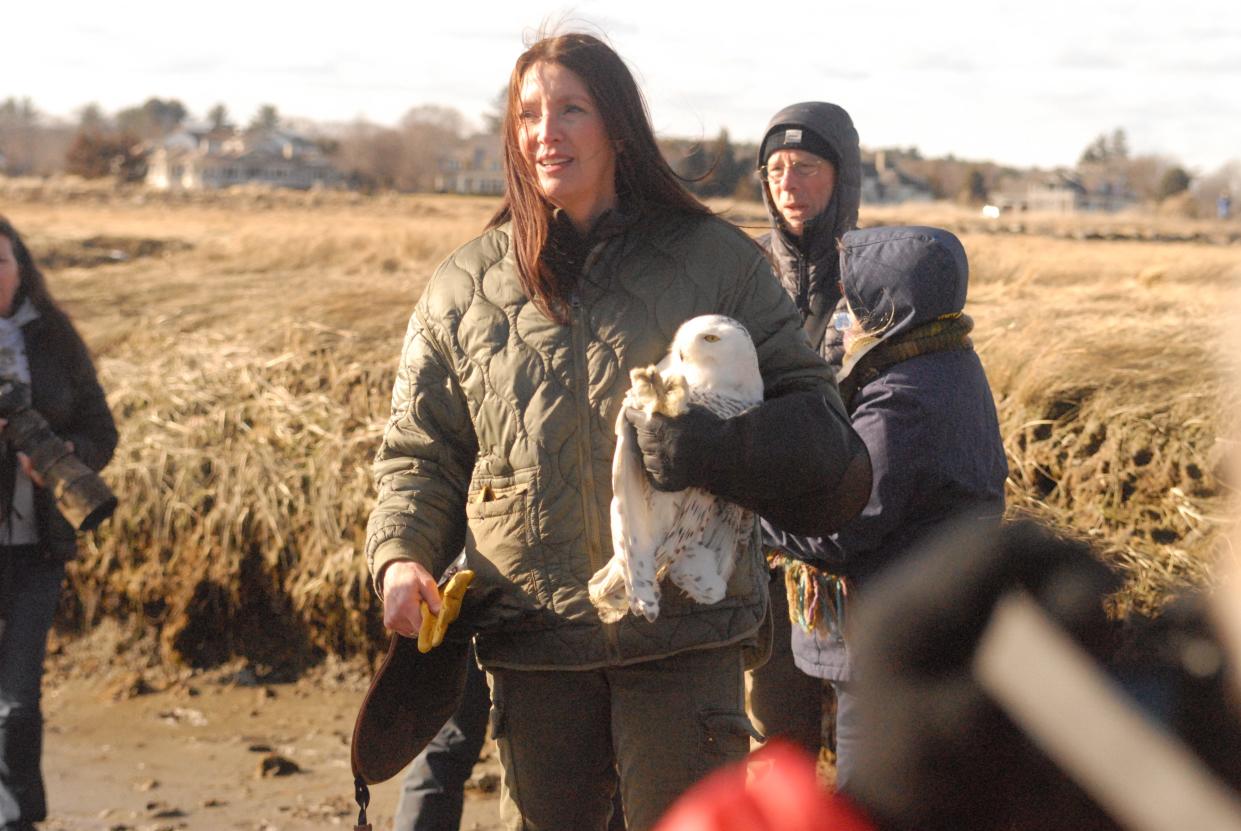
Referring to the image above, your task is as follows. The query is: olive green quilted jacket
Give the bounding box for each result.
[366,209,843,669]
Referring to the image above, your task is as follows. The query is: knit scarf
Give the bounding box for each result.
[837,313,975,412]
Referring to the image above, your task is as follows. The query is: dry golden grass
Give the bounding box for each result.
[857,203,1241,616]
[4,179,1239,666]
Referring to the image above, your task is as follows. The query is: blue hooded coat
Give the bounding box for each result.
[792,226,1008,680]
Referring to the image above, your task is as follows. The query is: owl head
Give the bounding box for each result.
[668,315,762,401]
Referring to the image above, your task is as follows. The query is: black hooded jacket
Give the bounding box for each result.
[757,102,864,564]
[757,102,861,354]
[0,308,117,560]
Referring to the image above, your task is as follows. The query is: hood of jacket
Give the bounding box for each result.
[758,102,861,350]
[839,226,969,343]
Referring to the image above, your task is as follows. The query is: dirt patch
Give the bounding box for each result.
[35,235,193,270]
[41,659,505,831]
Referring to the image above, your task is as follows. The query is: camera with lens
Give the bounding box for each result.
[0,377,117,532]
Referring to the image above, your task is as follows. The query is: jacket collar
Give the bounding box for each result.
[1,298,40,330]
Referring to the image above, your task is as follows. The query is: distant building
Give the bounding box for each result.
[145,126,343,191]
[435,135,504,196]
[994,171,1136,214]
[860,150,934,205]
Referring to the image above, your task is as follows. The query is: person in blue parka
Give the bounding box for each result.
[784,225,1008,790]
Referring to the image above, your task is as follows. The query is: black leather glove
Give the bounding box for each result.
[624,390,871,537]
[624,405,724,493]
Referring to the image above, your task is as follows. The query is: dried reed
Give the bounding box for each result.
[7,185,1237,668]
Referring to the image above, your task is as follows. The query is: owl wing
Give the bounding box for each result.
[590,405,665,622]
[667,390,761,599]
[652,487,714,569]
[702,498,756,587]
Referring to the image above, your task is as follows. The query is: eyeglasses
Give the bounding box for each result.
[762,161,824,183]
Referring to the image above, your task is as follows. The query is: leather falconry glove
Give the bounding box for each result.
[624,389,871,537]
[624,404,723,494]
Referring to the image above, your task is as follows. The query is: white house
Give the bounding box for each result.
[146,127,343,191]
[860,151,934,205]
[435,135,505,196]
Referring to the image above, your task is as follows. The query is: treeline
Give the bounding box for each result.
[0,94,768,198]
[2,96,1236,216]
[0,95,463,192]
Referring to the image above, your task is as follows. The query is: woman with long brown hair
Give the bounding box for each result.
[365,31,869,830]
[0,216,117,830]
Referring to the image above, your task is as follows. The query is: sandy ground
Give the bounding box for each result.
[39,656,505,831]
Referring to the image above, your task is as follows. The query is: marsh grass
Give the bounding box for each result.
[5,181,1238,667]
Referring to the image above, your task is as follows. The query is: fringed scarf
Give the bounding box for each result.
[767,550,848,636]
[838,313,975,411]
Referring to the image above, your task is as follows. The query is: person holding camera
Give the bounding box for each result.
[0,216,117,830]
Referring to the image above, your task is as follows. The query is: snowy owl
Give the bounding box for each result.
[588,315,763,623]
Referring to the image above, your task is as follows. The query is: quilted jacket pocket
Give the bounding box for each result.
[465,471,544,603]
[466,479,531,520]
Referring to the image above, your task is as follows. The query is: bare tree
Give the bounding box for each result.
[481,87,507,134]
[249,104,281,132]
[397,105,467,191]
[76,102,108,131]
[335,119,406,191]
[208,103,232,132]
[0,98,39,174]
[116,98,187,140]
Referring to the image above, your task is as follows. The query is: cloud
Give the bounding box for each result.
[903,53,976,73]
[1174,24,1241,41]
[1163,55,1241,74]
[155,56,227,76]
[237,60,341,78]
[1056,49,1125,70]
[815,66,871,82]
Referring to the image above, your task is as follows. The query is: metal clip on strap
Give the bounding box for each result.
[353,775,372,831]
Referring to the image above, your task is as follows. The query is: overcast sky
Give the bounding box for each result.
[10,0,1240,171]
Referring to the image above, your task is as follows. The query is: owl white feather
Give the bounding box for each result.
[588,315,763,623]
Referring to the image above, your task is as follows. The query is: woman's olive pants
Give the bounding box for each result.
[487,644,755,831]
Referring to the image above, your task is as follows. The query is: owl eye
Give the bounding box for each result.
[702,334,720,343]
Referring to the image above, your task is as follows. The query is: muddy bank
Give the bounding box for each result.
[41,662,505,831]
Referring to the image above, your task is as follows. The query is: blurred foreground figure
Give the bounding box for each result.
[658,519,1241,831]
[653,741,873,831]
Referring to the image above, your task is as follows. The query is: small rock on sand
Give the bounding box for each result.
[257,753,300,777]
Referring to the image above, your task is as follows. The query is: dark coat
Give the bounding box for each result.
[3,308,118,560]
[791,227,1007,679]
[834,226,1006,582]
[756,102,867,562]
[756,102,861,354]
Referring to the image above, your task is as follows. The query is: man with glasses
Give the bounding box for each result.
[748,101,864,785]
[757,102,861,355]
